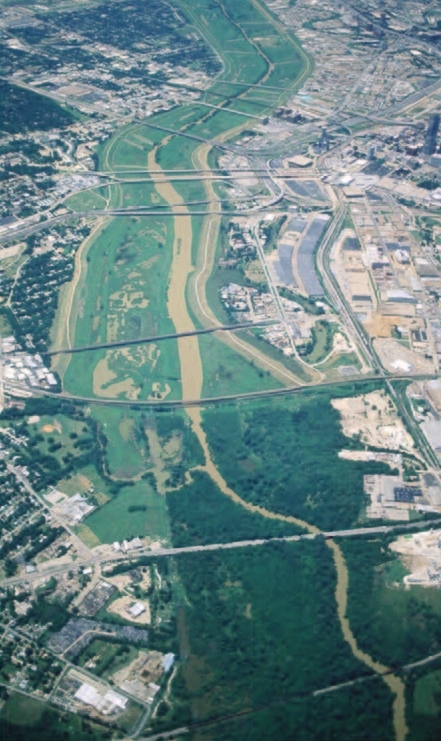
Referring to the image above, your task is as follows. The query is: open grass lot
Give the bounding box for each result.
[198,332,281,397]
[67,180,168,211]
[65,187,109,211]
[98,123,165,172]
[1,694,45,726]
[407,660,441,741]
[84,477,170,544]
[91,405,150,480]
[303,320,334,364]
[413,667,441,717]
[200,386,392,530]
[171,541,394,740]
[317,350,362,378]
[239,328,313,382]
[58,463,114,502]
[0,693,108,741]
[77,638,138,680]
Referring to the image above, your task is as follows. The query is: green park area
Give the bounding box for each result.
[301,319,335,364]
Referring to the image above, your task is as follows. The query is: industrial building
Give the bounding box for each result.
[423,113,440,156]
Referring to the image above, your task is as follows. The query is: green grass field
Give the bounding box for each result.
[198,332,281,397]
[303,320,334,364]
[65,187,109,211]
[77,638,138,679]
[0,693,109,741]
[91,405,150,479]
[317,350,362,378]
[84,477,170,544]
[413,668,441,717]
[1,694,45,726]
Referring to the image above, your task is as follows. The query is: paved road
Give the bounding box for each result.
[5,462,93,561]
[316,197,440,472]
[8,372,438,411]
[46,319,278,356]
[2,518,440,589]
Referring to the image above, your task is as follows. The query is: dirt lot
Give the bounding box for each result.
[331,390,415,452]
[375,337,434,374]
[391,530,441,588]
[108,595,151,625]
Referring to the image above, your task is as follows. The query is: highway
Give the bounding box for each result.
[315,194,440,472]
[2,517,439,590]
[46,319,279,356]
[6,372,440,411]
